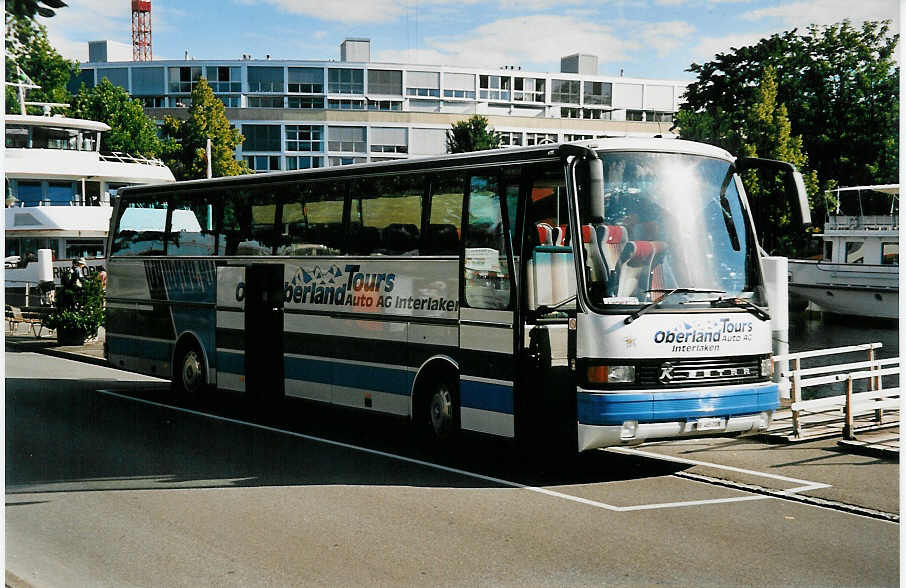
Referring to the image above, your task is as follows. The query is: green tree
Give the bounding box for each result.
[7,0,66,19]
[738,68,820,255]
[68,78,163,156]
[446,115,501,153]
[160,78,249,180]
[5,12,78,114]
[678,20,898,189]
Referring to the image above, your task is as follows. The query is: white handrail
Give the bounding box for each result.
[773,342,883,362]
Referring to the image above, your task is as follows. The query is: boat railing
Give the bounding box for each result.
[825,214,899,231]
[773,343,899,439]
[98,151,168,167]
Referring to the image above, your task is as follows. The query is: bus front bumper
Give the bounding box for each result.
[575,382,778,451]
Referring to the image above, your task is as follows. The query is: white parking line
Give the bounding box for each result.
[609,447,832,494]
[98,390,827,513]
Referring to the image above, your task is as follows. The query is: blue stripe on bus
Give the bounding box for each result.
[284,356,411,395]
[284,356,332,385]
[460,379,514,414]
[576,383,779,426]
[216,349,244,374]
[106,334,171,361]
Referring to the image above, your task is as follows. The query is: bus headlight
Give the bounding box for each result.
[586,364,636,384]
[760,357,774,378]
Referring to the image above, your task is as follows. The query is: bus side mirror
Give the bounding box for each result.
[736,157,812,228]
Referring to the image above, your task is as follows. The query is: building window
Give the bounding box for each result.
[327,126,366,153]
[442,89,476,99]
[583,81,612,106]
[564,134,594,142]
[244,155,281,172]
[328,68,364,94]
[582,108,611,120]
[406,71,440,97]
[218,95,240,108]
[286,156,322,170]
[288,67,324,93]
[550,79,580,104]
[367,99,402,111]
[248,66,284,93]
[626,109,645,121]
[498,131,522,147]
[247,96,284,108]
[367,69,402,95]
[168,66,201,93]
[205,66,241,93]
[327,98,365,110]
[168,96,192,108]
[139,96,165,108]
[131,67,164,95]
[513,77,544,102]
[479,75,511,101]
[288,96,324,109]
[881,242,898,265]
[650,111,674,123]
[242,124,282,151]
[526,132,558,146]
[560,107,581,118]
[329,156,366,166]
[823,241,833,261]
[286,125,322,152]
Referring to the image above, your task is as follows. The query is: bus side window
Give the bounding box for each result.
[111,196,168,256]
[463,175,511,310]
[349,175,424,256]
[222,188,278,256]
[168,190,219,256]
[424,172,465,256]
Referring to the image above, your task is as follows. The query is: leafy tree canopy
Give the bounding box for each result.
[68,78,164,157]
[447,115,501,153]
[7,0,66,20]
[5,12,78,114]
[678,19,898,190]
[160,78,249,180]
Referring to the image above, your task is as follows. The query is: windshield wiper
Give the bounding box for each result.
[624,288,726,325]
[536,294,577,316]
[710,296,771,321]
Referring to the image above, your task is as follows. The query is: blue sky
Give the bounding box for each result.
[42,0,899,81]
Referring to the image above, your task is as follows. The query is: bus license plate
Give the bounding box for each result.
[696,417,724,431]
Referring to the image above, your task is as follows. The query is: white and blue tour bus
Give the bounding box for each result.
[105,139,810,452]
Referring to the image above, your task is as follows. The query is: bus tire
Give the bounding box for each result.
[419,375,459,446]
[173,341,207,402]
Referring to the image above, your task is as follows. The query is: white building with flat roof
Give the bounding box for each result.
[75,38,689,172]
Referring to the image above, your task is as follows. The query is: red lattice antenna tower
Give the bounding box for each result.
[132,0,152,61]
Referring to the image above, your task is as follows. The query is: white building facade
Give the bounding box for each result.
[76,39,688,171]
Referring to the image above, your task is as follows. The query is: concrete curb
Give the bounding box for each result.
[5,340,109,368]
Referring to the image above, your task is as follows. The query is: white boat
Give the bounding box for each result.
[5,112,174,302]
[788,184,899,319]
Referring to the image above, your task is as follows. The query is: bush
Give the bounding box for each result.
[44,270,105,343]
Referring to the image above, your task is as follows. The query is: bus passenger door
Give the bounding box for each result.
[459,174,517,438]
[244,263,285,402]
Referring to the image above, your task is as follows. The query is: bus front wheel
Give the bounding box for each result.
[174,342,206,401]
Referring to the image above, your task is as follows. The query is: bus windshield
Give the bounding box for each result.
[578,151,763,310]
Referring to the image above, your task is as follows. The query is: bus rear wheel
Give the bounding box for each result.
[174,343,206,401]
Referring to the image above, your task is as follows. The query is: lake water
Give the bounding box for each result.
[786,311,899,399]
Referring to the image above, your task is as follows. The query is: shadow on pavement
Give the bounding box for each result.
[7,376,689,494]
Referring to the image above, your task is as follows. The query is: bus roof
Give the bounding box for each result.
[118,138,735,197]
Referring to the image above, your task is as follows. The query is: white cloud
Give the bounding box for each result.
[232,0,407,23]
[38,0,186,62]
[378,15,641,71]
[743,0,899,30]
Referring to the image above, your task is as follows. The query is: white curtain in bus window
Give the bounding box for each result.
[881,242,898,265]
[222,188,278,256]
[279,181,345,256]
[111,200,168,256]
[464,175,511,309]
[168,191,217,256]
[349,175,424,255]
[425,172,464,255]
